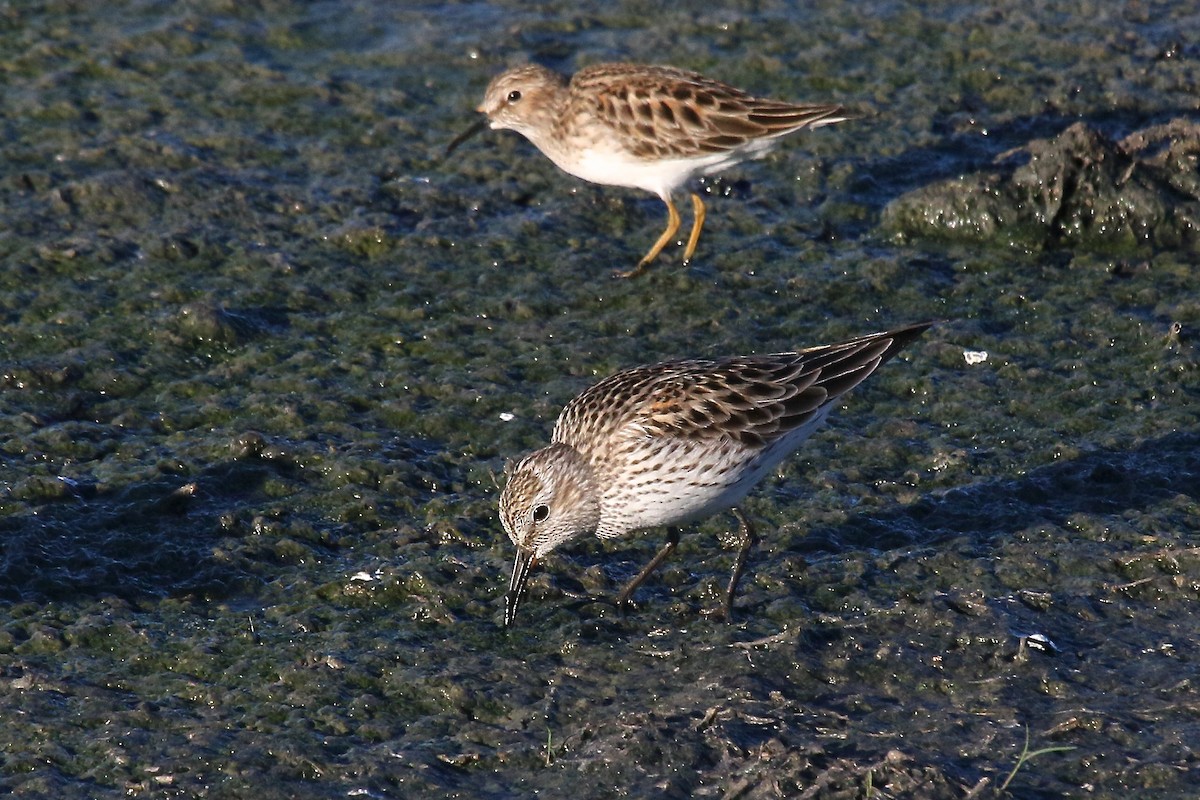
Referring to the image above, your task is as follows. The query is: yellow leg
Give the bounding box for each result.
[614,196,681,279]
[682,192,706,264]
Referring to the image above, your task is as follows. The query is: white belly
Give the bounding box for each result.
[551,146,742,199]
[594,408,833,537]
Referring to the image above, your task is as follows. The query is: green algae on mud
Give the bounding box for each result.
[2,0,1200,798]
[881,119,1200,251]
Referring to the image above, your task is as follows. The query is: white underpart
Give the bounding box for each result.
[597,405,835,537]
[545,138,780,199]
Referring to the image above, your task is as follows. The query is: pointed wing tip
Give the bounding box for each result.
[895,319,938,336]
[878,319,937,338]
[877,320,937,360]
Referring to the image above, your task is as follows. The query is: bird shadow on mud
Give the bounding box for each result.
[510,430,1199,628]
[0,459,301,604]
[791,428,1199,558]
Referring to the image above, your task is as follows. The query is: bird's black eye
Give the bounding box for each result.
[532,504,549,522]
[507,90,522,103]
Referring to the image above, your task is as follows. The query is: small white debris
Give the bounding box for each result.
[1015,631,1060,656]
[1025,633,1059,653]
[499,412,515,422]
[963,350,989,365]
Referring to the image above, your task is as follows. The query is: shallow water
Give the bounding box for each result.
[1,1,1198,797]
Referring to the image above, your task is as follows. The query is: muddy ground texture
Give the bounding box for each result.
[2,2,1199,798]
[884,119,1200,251]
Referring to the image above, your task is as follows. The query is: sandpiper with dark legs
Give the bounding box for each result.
[498,322,933,626]
[449,63,847,277]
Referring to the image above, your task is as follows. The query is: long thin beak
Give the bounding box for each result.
[504,548,537,628]
[445,116,488,157]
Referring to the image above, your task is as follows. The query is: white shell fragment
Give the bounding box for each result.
[963,350,989,365]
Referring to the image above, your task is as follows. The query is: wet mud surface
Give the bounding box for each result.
[2,1,1198,798]
[883,119,1200,250]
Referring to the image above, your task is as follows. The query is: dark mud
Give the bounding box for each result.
[2,1,1198,798]
[882,119,1200,251]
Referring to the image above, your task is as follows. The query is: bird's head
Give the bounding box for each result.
[498,442,600,626]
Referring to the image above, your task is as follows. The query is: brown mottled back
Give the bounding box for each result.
[562,63,845,160]
[553,322,932,454]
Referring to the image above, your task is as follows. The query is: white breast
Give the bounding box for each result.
[595,406,834,537]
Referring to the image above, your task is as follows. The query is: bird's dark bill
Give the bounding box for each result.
[504,549,537,627]
[445,117,488,157]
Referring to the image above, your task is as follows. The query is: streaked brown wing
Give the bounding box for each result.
[570,63,843,159]
[557,322,931,450]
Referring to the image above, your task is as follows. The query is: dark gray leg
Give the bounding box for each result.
[722,508,759,622]
[616,527,680,611]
